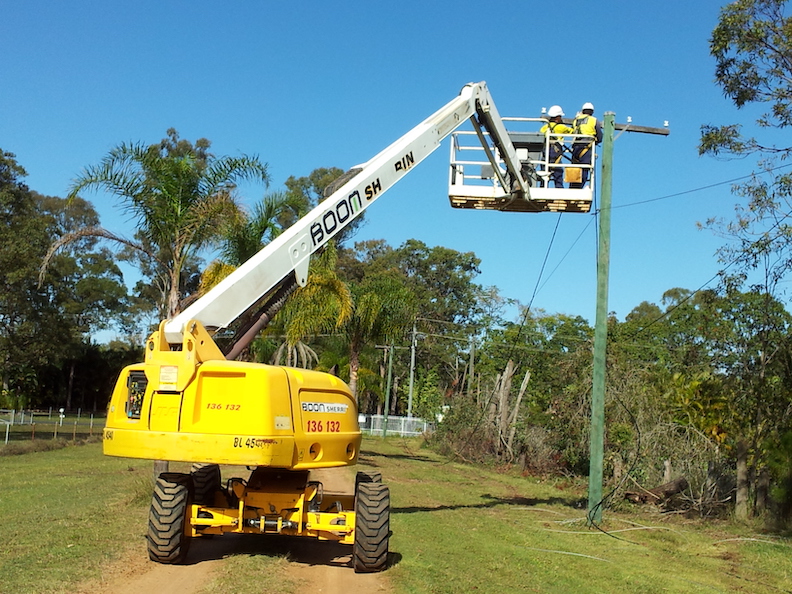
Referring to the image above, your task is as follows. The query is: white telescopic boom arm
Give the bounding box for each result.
[164,81,525,343]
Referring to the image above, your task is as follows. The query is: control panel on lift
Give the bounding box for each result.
[449,117,595,213]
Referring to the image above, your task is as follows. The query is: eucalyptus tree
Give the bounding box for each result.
[618,286,792,518]
[51,129,270,319]
[338,238,485,397]
[1,150,128,407]
[700,0,792,296]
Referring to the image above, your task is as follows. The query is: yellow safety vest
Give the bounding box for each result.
[573,114,601,145]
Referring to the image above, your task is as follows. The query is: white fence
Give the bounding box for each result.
[0,408,102,444]
[358,414,432,437]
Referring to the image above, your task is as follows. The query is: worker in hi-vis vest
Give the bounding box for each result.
[570,102,603,189]
[539,105,573,188]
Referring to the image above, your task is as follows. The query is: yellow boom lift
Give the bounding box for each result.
[102,82,596,571]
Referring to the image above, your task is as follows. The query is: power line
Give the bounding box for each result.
[610,162,792,210]
[626,209,792,338]
[532,164,792,303]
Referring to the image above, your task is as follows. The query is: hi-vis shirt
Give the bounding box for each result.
[572,114,603,145]
[539,122,573,155]
[540,121,573,141]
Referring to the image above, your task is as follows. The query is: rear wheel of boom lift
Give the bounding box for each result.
[355,470,383,485]
[353,481,390,572]
[191,463,221,505]
[147,473,194,564]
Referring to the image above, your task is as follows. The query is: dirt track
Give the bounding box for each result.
[77,468,390,594]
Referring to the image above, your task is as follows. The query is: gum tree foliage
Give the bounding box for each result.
[60,129,270,319]
[614,286,792,517]
[700,0,792,290]
[283,166,365,245]
[0,150,128,407]
[700,0,792,518]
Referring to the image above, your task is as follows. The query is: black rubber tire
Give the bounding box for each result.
[191,463,221,506]
[355,470,383,485]
[353,481,390,573]
[147,473,193,564]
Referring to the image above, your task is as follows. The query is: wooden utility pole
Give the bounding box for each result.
[588,112,614,524]
[588,115,669,524]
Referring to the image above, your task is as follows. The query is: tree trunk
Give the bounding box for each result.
[735,439,749,520]
[505,370,530,460]
[66,361,75,410]
[168,267,181,319]
[499,360,514,438]
[391,377,400,414]
[625,477,689,504]
[153,460,169,480]
[612,454,624,483]
[348,348,360,402]
[755,466,770,515]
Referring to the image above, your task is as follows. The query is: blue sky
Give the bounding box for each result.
[0,0,772,327]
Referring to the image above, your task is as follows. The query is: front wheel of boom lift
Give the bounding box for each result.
[147,473,194,564]
[353,481,390,572]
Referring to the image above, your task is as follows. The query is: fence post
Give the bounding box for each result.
[72,421,77,441]
[31,423,36,441]
[54,423,58,440]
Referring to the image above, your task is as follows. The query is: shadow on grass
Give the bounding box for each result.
[393,493,586,515]
[184,532,402,571]
[359,449,437,465]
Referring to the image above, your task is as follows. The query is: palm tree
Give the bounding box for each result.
[199,190,306,296]
[46,129,270,319]
[342,275,415,401]
[270,242,354,366]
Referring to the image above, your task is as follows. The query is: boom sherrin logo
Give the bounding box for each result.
[309,150,415,247]
[310,179,377,246]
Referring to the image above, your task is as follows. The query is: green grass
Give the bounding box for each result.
[365,437,792,594]
[1,438,790,594]
[0,442,148,593]
[200,553,299,594]
[0,442,290,594]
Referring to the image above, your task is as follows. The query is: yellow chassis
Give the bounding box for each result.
[191,482,355,545]
[103,320,362,470]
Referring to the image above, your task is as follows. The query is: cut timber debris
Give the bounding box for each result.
[625,477,689,504]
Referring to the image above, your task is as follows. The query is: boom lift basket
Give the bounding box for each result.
[449,117,595,213]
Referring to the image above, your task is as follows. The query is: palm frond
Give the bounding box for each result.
[39,226,156,287]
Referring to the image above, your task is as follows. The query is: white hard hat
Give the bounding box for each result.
[547,105,564,117]
[582,102,595,111]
